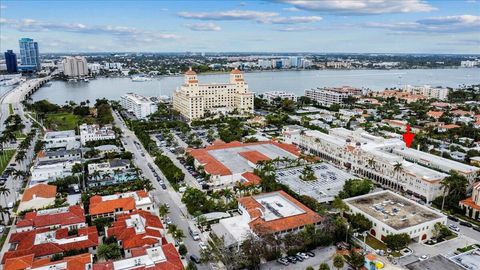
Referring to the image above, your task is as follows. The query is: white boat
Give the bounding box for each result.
[84,78,89,82]
[131,75,151,82]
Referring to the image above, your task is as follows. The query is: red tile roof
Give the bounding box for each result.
[5,253,93,270]
[16,205,85,229]
[230,68,242,74]
[188,141,299,176]
[238,191,322,235]
[107,210,164,250]
[427,111,444,119]
[239,150,271,164]
[459,197,480,211]
[2,227,98,263]
[92,243,184,270]
[89,191,148,216]
[21,184,57,202]
[240,172,261,186]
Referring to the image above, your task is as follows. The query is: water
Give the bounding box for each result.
[23,68,480,104]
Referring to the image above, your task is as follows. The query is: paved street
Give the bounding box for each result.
[112,111,214,270]
[260,246,339,270]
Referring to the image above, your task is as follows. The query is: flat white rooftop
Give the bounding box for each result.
[253,192,305,221]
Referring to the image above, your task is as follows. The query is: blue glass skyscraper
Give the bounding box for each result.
[19,38,40,71]
[4,50,18,73]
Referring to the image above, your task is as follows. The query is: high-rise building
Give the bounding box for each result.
[4,50,18,73]
[305,87,362,107]
[18,38,40,71]
[121,93,157,119]
[172,68,254,120]
[62,56,88,77]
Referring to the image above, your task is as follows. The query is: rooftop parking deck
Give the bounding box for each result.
[345,191,443,230]
[276,163,355,202]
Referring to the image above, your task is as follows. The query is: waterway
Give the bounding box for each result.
[1,68,478,104]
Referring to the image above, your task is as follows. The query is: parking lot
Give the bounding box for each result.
[276,163,355,203]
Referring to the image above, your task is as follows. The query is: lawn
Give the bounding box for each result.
[45,112,81,131]
[364,234,401,257]
[8,104,13,115]
[0,150,15,174]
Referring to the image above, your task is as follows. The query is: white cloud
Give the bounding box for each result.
[366,15,480,33]
[178,10,278,21]
[0,5,6,9]
[278,0,436,14]
[275,25,323,31]
[283,7,300,12]
[185,22,221,31]
[178,9,321,25]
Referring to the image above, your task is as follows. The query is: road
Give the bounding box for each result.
[260,246,339,270]
[112,111,214,270]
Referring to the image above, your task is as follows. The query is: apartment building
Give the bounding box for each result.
[121,93,157,119]
[283,127,457,203]
[89,190,155,220]
[79,123,116,145]
[62,56,88,77]
[16,205,86,233]
[305,87,361,107]
[404,85,449,101]
[263,91,297,103]
[172,68,254,120]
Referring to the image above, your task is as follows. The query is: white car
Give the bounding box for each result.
[199,241,208,251]
[165,216,172,225]
[418,255,429,261]
[449,224,460,232]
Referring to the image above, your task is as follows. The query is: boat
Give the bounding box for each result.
[84,78,89,82]
[67,78,78,82]
[131,75,151,82]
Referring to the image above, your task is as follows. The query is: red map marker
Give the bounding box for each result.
[403,124,415,148]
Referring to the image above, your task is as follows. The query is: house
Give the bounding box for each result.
[4,253,93,270]
[92,244,183,270]
[18,184,57,212]
[30,159,81,186]
[88,159,131,175]
[437,124,460,133]
[15,205,86,233]
[89,190,155,220]
[459,182,480,220]
[37,149,82,162]
[427,111,444,120]
[79,124,116,145]
[212,191,322,247]
[44,130,80,150]
[106,210,165,257]
[2,226,98,263]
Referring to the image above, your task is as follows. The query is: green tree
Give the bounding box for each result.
[383,233,410,250]
[319,263,331,270]
[348,250,365,270]
[306,267,315,270]
[338,179,372,199]
[97,243,122,260]
[349,213,373,232]
[178,244,188,258]
[333,255,344,270]
[158,204,170,220]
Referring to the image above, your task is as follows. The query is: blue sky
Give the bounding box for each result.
[0,0,479,53]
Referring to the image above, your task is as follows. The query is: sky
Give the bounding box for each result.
[0,0,479,54]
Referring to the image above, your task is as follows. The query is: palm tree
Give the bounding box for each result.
[173,228,185,244]
[13,169,25,181]
[367,158,376,170]
[143,182,154,192]
[167,224,177,235]
[15,150,26,170]
[0,187,10,207]
[393,162,403,190]
[158,204,170,220]
[223,188,233,203]
[0,205,9,225]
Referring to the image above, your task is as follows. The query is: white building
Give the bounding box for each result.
[30,159,81,186]
[88,63,101,74]
[403,85,449,101]
[344,190,447,242]
[460,60,479,68]
[104,62,123,70]
[62,56,88,77]
[258,59,272,69]
[305,87,361,107]
[121,93,157,119]
[44,130,80,150]
[282,127,460,203]
[263,91,297,103]
[172,68,254,120]
[88,159,131,175]
[79,123,116,145]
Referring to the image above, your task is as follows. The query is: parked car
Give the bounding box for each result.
[418,255,429,261]
[161,184,167,190]
[448,215,459,222]
[297,252,309,259]
[286,256,297,264]
[473,226,480,232]
[305,251,315,257]
[198,241,208,251]
[190,255,201,264]
[165,216,172,225]
[449,224,460,232]
[294,255,304,262]
[459,221,473,227]
[276,257,289,266]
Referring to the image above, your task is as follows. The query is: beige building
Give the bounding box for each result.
[459,182,480,220]
[173,68,254,120]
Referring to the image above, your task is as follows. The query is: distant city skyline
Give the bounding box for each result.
[0,0,479,54]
